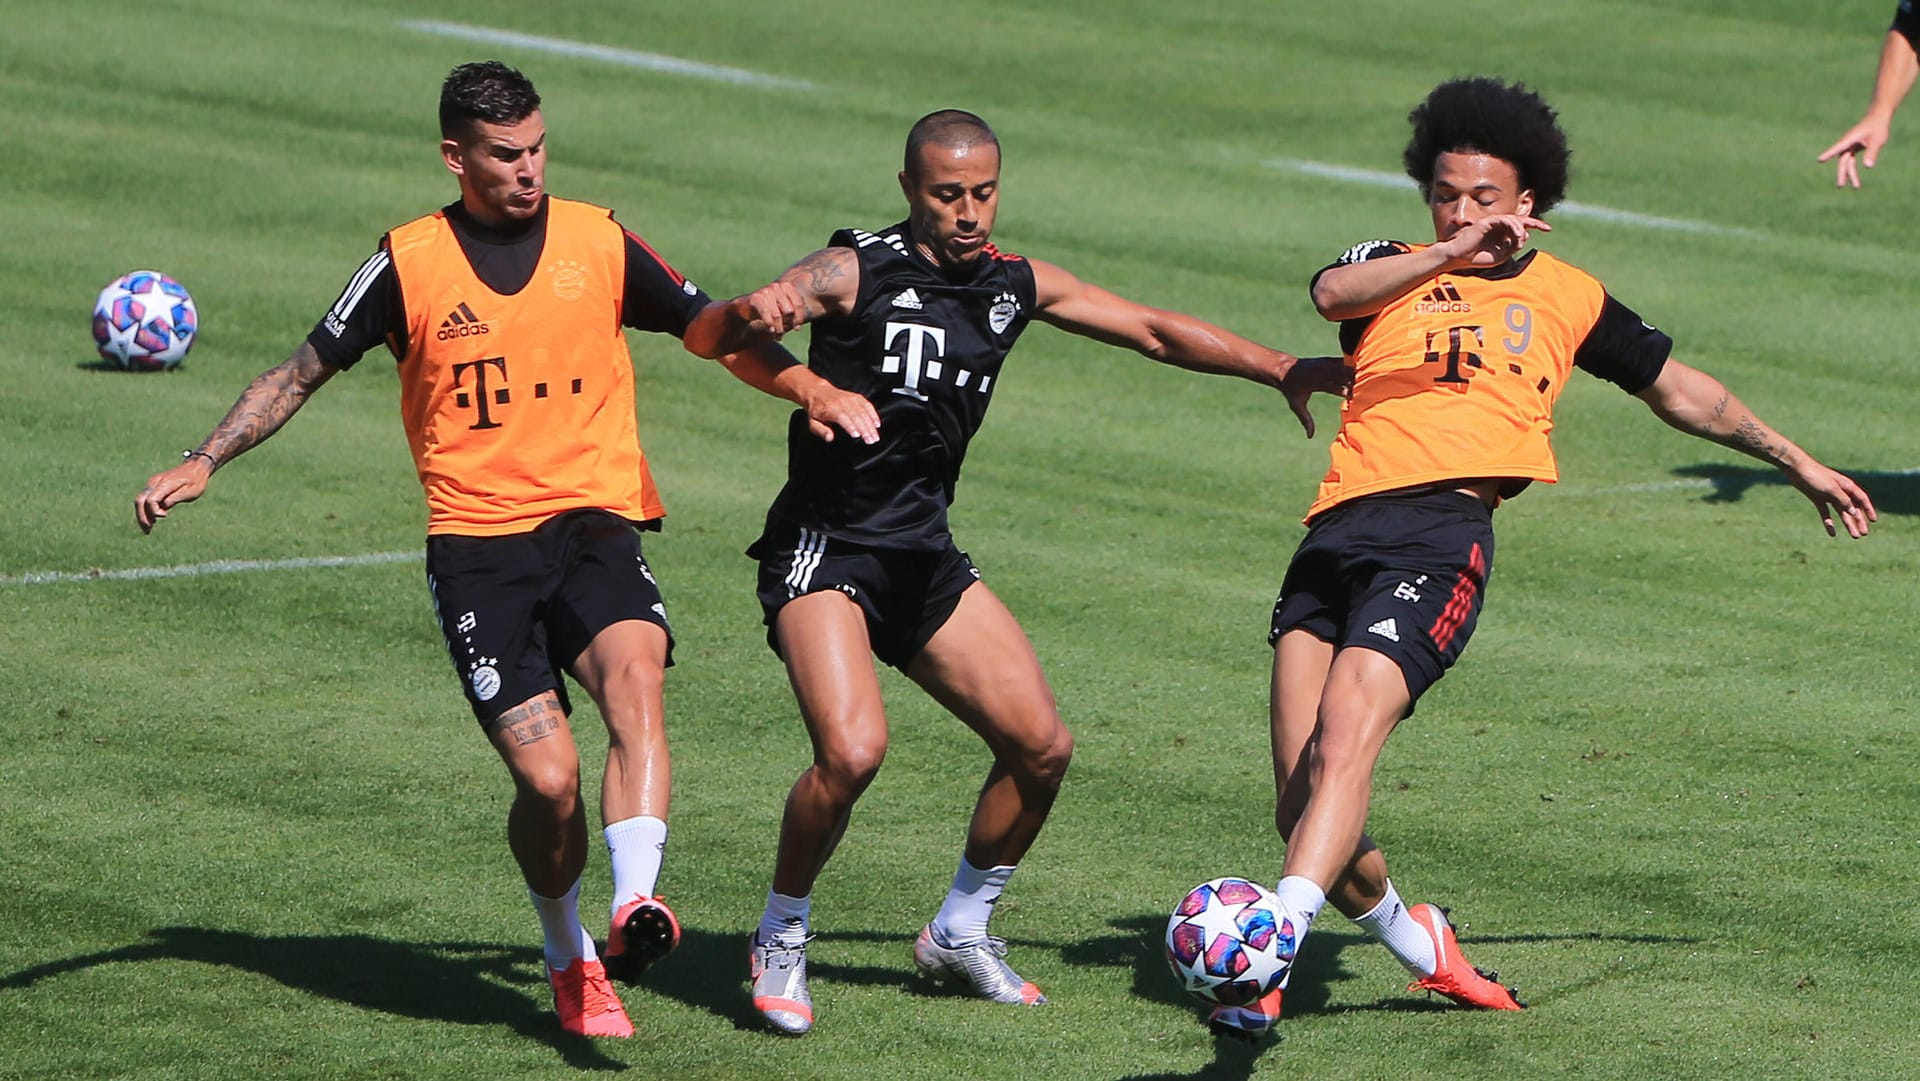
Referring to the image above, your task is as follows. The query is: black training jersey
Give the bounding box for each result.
[756,220,1039,550]
[306,197,712,369]
[1897,1,1919,50]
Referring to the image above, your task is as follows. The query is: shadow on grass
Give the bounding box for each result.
[1670,463,1919,516]
[1062,913,1704,1081]
[0,927,626,1070]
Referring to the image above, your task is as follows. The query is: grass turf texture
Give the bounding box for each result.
[4,0,1917,1077]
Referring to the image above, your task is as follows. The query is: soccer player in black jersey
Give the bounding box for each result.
[134,61,877,1039]
[684,109,1347,1035]
[1819,3,1920,187]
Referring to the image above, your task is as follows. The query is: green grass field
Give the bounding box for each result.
[4,1,1916,1077]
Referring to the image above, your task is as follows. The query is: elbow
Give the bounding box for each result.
[1310,280,1358,322]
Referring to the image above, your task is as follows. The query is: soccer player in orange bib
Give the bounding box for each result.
[1210,77,1877,1038]
[133,61,877,1039]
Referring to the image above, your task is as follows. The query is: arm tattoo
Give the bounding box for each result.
[493,696,565,747]
[201,343,334,463]
[789,248,849,296]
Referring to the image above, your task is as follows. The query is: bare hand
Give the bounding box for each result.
[1784,460,1877,538]
[801,384,881,444]
[1438,214,1551,269]
[134,460,214,533]
[745,282,809,337]
[1817,118,1890,189]
[1277,355,1353,438]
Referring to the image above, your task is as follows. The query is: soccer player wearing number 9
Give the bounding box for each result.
[131,61,877,1040]
[1223,77,1879,1040]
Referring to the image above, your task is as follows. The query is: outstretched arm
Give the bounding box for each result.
[682,247,859,359]
[1029,259,1348,436]
[1635,359,1876,538]
[134,341,338,533]
[1818,28,1920,189]
[710,340,879,445]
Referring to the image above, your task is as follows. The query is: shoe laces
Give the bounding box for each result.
[757,933,814,970]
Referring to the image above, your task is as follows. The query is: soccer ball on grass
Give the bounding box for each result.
[93,270,197,370]
[1165,876,1295,1006]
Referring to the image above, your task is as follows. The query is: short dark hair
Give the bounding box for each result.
[439,61,541,141]
[1403,78,1571,213]
[904,109,998,176]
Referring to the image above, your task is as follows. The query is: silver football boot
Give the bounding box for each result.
[749,932,815,1035]
[912,924,1047,1005]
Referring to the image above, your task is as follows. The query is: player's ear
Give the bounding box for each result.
[441,139,466,177]
[1516,189,1536,217]
[897,168,913,200]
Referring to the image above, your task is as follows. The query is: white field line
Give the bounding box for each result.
[0,550,421,587]
[1264,158,1763,239]
[398,20,816,91]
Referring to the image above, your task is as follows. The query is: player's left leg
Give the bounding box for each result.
[554,514,682,982]
[902,581,1069,1006]
[571,618,681,980]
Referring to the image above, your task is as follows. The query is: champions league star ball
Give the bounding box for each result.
[1165,877,1295,1007]
[92,270,197,370]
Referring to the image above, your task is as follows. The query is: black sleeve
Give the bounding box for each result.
[306,244,401,370]
[1573,294,1672,394]
[1307,239,1412,355]
[619,225,713,337]
[1895,2,1919,51]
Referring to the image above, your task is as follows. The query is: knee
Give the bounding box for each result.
[813,732,887,798]
[1307,707,1380,784]
[511,756,582,813]
[1010,722,1073,792]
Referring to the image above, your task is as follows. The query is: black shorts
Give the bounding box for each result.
[425,509,674,728]
[749,525,981,669]
[1269,489,1494,705]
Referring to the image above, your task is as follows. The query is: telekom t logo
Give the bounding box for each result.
[452,356,509,430]
[881,321,946,400]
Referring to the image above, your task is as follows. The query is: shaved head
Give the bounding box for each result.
[904,109,999,177]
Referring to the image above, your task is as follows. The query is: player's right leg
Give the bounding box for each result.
[749,589,892,1035]
[488,693,634,1038]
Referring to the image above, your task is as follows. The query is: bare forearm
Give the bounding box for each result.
[1140,310,1289,389]
[684,296,763,360]
[199,343,335,464]
[1641,363,1801,470]
[1311,248,1457,321]
[715,343,817,406]
[1867,30,1920,120]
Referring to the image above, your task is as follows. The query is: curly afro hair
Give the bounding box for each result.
[1403,77,1571,214]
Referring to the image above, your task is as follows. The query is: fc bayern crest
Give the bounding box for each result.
[988,292,1020,335]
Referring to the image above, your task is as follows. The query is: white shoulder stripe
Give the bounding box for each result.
[329,249,392,323]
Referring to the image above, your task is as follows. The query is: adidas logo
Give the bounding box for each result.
[436,301,491,339]
[1367,618,1401,642]
[1413,281,1471,314]
[891,288,924,310]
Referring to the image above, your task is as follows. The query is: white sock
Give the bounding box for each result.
[530,878,597,970]
[1352,880,1438,977]
[932,859,1016,945]
[604,815,668,913]
[1273,875,1327,941]
[758,890,811,947]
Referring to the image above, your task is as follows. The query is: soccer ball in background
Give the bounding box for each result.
[93,270,197,370]
[1165,877,1295,1006]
